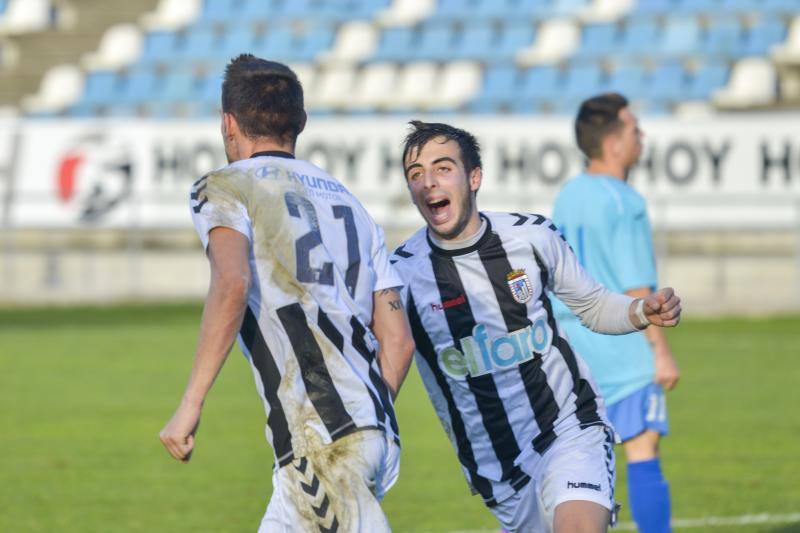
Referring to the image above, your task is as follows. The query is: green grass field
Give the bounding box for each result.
[1,305,798,532]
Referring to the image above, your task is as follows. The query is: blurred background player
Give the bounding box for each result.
[159,54,415,533]
[551,93,680,533]
[390,120,682,533]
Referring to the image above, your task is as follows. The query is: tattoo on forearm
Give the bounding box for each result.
[389,299,402,311]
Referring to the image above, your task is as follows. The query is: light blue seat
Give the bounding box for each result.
[139,31,180,65]
[562,63,604,100]
[743,16,786,55]
[178,25,227,61]
[495,21,536,60]
[432,0,477,21]
[762,0,797,13]
[371,27,417,61]
[514,65,562,112]
[454,22,496,60]
[414,21,458,61]
[620,18,660,57]
[634,0,678,14]
[117,68,164,105]
[659,16,701,57]
[703,16,744,58]
[551,0,590,17]
[577,23,618,59]
[687,62,729,99]
[468,64,520,112]
[606,64,648,98]
[199,0,239,23]
[80,71,120,105]
[648,61,687,101]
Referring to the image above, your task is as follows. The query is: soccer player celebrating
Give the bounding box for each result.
[390,121,681,533]
[159,55,415,532]
[551,93,679,533]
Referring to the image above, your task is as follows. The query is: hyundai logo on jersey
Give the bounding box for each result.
[438,321,549,378]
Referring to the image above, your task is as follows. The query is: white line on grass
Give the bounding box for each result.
[439,512,800,533]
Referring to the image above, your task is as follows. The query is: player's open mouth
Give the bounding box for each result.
[426,198,450,224]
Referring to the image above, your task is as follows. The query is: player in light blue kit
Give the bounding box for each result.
[551,94,680,533]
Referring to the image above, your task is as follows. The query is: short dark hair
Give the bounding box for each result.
[221,54,305,143]
[575,93,629,160]
[402,120,482,176]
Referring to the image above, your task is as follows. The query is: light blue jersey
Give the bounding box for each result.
[551,172,657,406]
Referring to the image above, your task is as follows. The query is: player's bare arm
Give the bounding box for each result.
[370,287,415,400]
[159,227,251,463]
[627,286,680,390]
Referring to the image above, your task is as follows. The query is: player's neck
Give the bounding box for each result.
[230,135,295,162]
[585,160,625,181]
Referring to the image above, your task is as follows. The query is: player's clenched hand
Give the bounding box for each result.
[159,402,201,463]
[643,287,681,327]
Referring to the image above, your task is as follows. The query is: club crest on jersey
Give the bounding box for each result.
[506,269,532,304]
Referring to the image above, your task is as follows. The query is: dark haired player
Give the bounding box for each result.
[159,55,415,532]
[390,121,681,532]
[552,93,679,533]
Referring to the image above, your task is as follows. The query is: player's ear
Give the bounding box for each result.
[222,112,240,139]
[468,166,482,193]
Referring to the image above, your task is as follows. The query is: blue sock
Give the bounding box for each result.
[627,458,671,533]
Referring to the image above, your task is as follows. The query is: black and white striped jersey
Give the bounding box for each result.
[190,151,402,468]
[390,212,609,506]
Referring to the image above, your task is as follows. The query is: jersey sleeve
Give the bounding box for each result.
[536,220,637,334]
[370,223,404,293]
[189,172,252,250]
[611,206,657,291]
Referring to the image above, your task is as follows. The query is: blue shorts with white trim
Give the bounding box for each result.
[605,382,669,443]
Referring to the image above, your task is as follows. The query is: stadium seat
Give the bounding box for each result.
[562,62,604,100]
[580,0,636,23]
[496,21,537,61]
[117,67,164,105]
[743,16,786,56]
[687,62,729,99]
[452,21,496,61]
[376,0,436,27]
[633,0,678,15]
[713,57,777,107]
[772,16,800,65]
[308,65,357,110]
[318,21,378,64]
[372,26,417,61]
[199,0,239,23]
[140,0,202,31]
[413,21,459,61]
[82,24,144,71]
[468,64,521,112]
[659,16,701,57]
[762,0,797,14]
[703,16,744,58]
[79,71,121,106]
[428,60,482,111]
[606,63,648,97]
[351,62,399,110]
[139,31,180,65]
[516,18,579,65]
[648,61,687,101]
[619,17,659,57]
[514,64,562,112]
[22,64,84,114]
[0,0,52,35]
[577,23,618,59]
[393,61,439,110]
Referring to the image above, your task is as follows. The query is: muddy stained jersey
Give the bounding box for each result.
[190,151,402,468]
[390,212,611,506]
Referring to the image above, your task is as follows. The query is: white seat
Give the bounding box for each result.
[140,0,201,31]
[392,61,439,110]
[579,0,634,23]
[288,63,316,96]
[376,0,435,27]
[351,62,399,110]
[318,21,378,65]
[21,64,84,114]
[772,16,800,65]
[0,0,51,35]
[713,58,777,108]
[429,61,482,110]
[516,19,580,67]
[307,66,357,110]
[81,23,143,71]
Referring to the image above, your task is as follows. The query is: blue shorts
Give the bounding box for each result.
[605,383,669,443]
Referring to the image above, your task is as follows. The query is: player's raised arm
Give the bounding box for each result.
[371,287,415,400]
[159,227,251,463]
